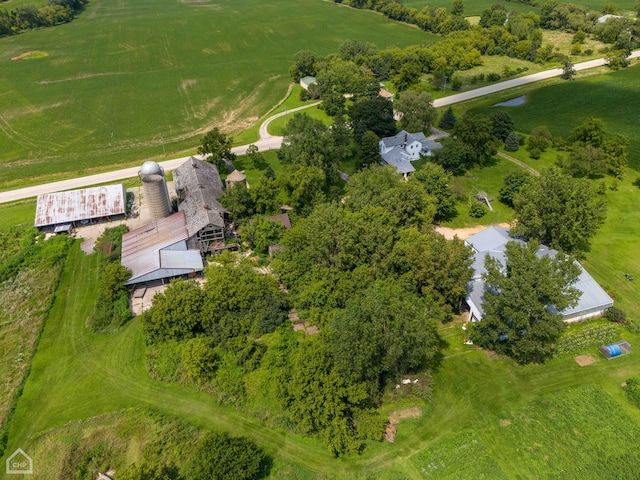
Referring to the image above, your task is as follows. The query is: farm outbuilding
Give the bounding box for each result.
[172,156,228,253]
[121,211,203,286]
[35,185,126,231]
[300,76,317,91]
[464,226,614,324]
[600,340,631,359]
[225,169,247,189]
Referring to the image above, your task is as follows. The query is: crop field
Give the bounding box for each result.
[0,0,436,191]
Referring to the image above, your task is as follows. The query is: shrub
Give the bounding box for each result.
[469,202,487,218]
[605,306,627,324]
[528,147,541,159]
[623,378,640,409]
[487,72,501,82]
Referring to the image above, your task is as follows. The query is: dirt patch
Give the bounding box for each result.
[384,423,397,443]
[388,406,422,424]
[574,355,597,366]
[11,51,48,61]
[485,350,501,360]
[435,223,510,241]
[385,406,422,443]
[500,419,512,427]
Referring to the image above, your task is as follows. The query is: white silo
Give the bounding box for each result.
[139,161,171,221]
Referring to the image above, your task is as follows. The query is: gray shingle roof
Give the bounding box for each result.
[172,157,226,238]
[380,147,415,174]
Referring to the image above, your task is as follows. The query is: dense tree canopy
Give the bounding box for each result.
[512,169,607,254]
[278,113,342,185]
[220,177,280,223]
[499,171,530,207]
[348,96,396,143]
[471,241,581,364]
[394,90,438,132]
[326,281,442,398]
[412,163,457,220]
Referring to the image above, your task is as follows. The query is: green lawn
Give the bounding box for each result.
[0,0,436,192]
[441,157,522,228]
[472,64,640,169]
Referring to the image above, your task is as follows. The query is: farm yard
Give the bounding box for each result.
[2,0,640,478]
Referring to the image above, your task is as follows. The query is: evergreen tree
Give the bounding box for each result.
[504,131,521,152]
[438,106,457,129]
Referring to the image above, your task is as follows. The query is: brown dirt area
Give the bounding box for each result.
[11,51,48,61]
[435,222,510,241]
[500,419,512,427]
[574,355,597,366]
[385,406,422,443]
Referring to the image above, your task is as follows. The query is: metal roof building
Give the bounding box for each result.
[35,184,126,229]
[121,211,203,285]
[465,226,614,323]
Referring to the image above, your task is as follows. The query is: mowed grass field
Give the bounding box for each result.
[0,0,436,191]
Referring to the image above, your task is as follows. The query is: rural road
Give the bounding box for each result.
[1,50,638,204]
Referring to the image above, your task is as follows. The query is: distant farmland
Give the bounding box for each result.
[0,0,436,190]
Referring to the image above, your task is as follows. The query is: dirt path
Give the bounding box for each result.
[497,152,539,176]
[435,222,510,241]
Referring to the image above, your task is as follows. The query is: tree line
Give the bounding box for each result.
[322,0,639,83]
[0,0,88,38]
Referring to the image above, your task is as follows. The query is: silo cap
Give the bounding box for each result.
[140,161,163,175]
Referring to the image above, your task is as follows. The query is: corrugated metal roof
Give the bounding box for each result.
[121,212,203,284]
[35,184,126,227]
[465,226,614,321]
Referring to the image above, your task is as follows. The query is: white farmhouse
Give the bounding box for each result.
[378,130,442,177]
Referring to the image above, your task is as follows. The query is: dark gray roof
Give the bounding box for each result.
[380,147,415,174]
[380,130,442,156]
[465,226,613,321]
[172,157,226,237]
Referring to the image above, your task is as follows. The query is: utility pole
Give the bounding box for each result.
[161,134,166,156]
[442,75,448,93]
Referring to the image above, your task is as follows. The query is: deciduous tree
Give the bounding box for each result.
[191,431,270,480]
[326,281,442,397]
[471,241,581,364]
[197,127,235,172]
[358,130,382,169]
[412,162,457,220]
[512,168,607,254]
[394,90,438,132]
[348,96,396,143]
[279,113,339,185]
